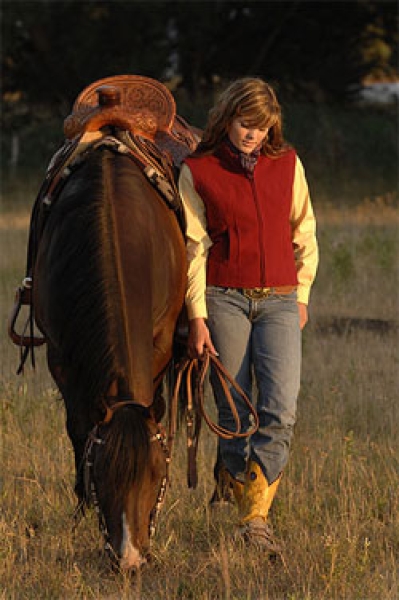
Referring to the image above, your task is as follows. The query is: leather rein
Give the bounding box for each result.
[169,349,259,489]
[78,350,259,547]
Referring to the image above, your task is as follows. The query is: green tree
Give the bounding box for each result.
[1,0,397,122]
[170,0,398,102]
[2,1,173,116]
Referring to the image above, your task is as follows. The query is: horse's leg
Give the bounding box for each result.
[46,344,67,396]
[46,345,90,501]
[65,412,92,501]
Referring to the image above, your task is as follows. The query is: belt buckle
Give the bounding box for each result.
[243,287,271,300]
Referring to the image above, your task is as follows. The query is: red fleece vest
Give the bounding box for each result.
[184,144,299,288]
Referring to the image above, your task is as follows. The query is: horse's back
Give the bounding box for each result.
[34,147,186,407]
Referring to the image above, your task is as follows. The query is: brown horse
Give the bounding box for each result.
[31,143,186,569]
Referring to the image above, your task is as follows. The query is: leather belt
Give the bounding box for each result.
[240,286,297,300]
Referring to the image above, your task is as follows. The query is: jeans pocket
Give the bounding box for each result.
[206,286,231,296]
[274,290,298,302]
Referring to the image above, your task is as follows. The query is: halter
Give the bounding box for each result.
[81,399,171,553]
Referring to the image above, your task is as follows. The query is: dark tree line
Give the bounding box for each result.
[2,0,398,124]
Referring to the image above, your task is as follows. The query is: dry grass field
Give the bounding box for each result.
[1,187,398,599]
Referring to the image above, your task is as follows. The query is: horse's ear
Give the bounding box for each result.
[101,379,119,423]
[102,404,113,424]
[107,379,118,397]
[151,389,166,423]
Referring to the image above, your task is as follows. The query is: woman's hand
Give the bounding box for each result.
[188,317,218,358]
[298,303,308,330]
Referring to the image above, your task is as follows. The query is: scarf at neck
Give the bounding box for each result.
[225,137,261,174]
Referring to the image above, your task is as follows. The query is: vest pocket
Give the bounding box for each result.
[210,229,229,262]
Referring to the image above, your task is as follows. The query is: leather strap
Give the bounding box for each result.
[170,350,259,489]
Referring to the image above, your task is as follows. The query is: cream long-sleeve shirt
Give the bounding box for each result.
[179,156,318,320]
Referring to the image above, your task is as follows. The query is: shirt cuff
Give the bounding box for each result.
[186,297,208,320]
[297,285,310,305]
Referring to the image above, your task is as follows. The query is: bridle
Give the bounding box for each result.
[81,399,171,553]
[77,351,260,553]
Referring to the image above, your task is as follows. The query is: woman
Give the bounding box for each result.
[178,78,318,552]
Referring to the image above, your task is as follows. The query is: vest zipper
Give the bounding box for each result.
[248,175,266,285]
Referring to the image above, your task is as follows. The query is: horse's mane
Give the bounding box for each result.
[47,147,141,414]
[97,406,150,503]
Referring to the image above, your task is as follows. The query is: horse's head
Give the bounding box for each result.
[85,402,169,571]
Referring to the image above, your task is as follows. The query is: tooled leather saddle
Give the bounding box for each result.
[47,75,201,211]
[64,74,200,164]
[8,75,200,365]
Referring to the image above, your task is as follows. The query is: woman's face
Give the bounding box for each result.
[227,117,268,154]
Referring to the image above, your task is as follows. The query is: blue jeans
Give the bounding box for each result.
[206,286,301,485]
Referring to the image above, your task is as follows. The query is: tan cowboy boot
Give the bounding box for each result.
[226,469,244,507]
[210,464,244,506]
[238,461,282,553]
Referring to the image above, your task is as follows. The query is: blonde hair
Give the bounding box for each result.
[196,78,289,157]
